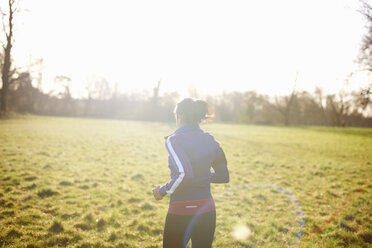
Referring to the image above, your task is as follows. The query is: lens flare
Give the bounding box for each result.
[232,224,251,240]
[183,183,304,247]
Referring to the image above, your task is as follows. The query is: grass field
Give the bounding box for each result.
[0,115,371,248]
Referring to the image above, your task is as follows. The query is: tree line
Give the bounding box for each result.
[0,0,371,127]
[1,70,371,127]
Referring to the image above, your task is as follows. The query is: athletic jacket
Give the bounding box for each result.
[159,123,229,215]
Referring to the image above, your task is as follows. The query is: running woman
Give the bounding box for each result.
[152,98,230,248]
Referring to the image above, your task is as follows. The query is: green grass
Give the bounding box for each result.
[0,115,371,248]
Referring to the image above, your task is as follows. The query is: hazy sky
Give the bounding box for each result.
[4,0,370,98]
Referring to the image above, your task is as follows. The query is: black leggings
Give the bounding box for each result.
[163,210,216,248]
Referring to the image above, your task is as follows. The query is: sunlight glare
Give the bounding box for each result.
[231,224,251,240]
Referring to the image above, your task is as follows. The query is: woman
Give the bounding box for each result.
[152,98,230,248]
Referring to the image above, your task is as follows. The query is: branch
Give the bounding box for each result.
[1,10,7,34]
[13,0,20,13]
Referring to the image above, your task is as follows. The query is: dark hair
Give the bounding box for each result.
[175,98,214,124]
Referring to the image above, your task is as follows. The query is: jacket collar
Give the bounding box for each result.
[164,123,202,140]
[173,123,202,135]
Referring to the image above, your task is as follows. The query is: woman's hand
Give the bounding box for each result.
[152,185,163,201]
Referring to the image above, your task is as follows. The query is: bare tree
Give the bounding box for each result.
[326,91,352,126]
[150,80,161,120]
[274,71,298,125]
[53,75,72,99]
[26,58,44,91]
[356,1,372,108]
[0,0,18,114]
[85,76,112,100]
[84,76,112,117]
[314,87,329,124]
[358,1,372,72]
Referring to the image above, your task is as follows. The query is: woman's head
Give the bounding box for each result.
[175,98,214,126]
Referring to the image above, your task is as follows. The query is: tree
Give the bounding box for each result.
[53,75,72,99]
[314,87,328,124]
[9,72,37,113]
[356,1,372,109]
[358,1,372,72]
[85,76,112,101]
[273,72,298,125]
[0,0,18,114]
[150,80,161,121]
[53,75,73,115]
[326,91,352,126]
[84,76,112,117]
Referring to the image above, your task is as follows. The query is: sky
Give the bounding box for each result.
[2,0,370,98]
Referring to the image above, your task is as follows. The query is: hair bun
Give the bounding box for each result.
[175,98,214,124]
[193,100,208,120]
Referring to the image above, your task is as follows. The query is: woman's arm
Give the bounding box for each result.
[159,136,194,197]
[210,143,229,183]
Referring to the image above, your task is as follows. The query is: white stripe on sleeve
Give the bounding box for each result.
[166,136,185,194]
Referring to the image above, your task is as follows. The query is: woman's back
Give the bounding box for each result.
[161,123,229,215]
[167,124,216,200]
